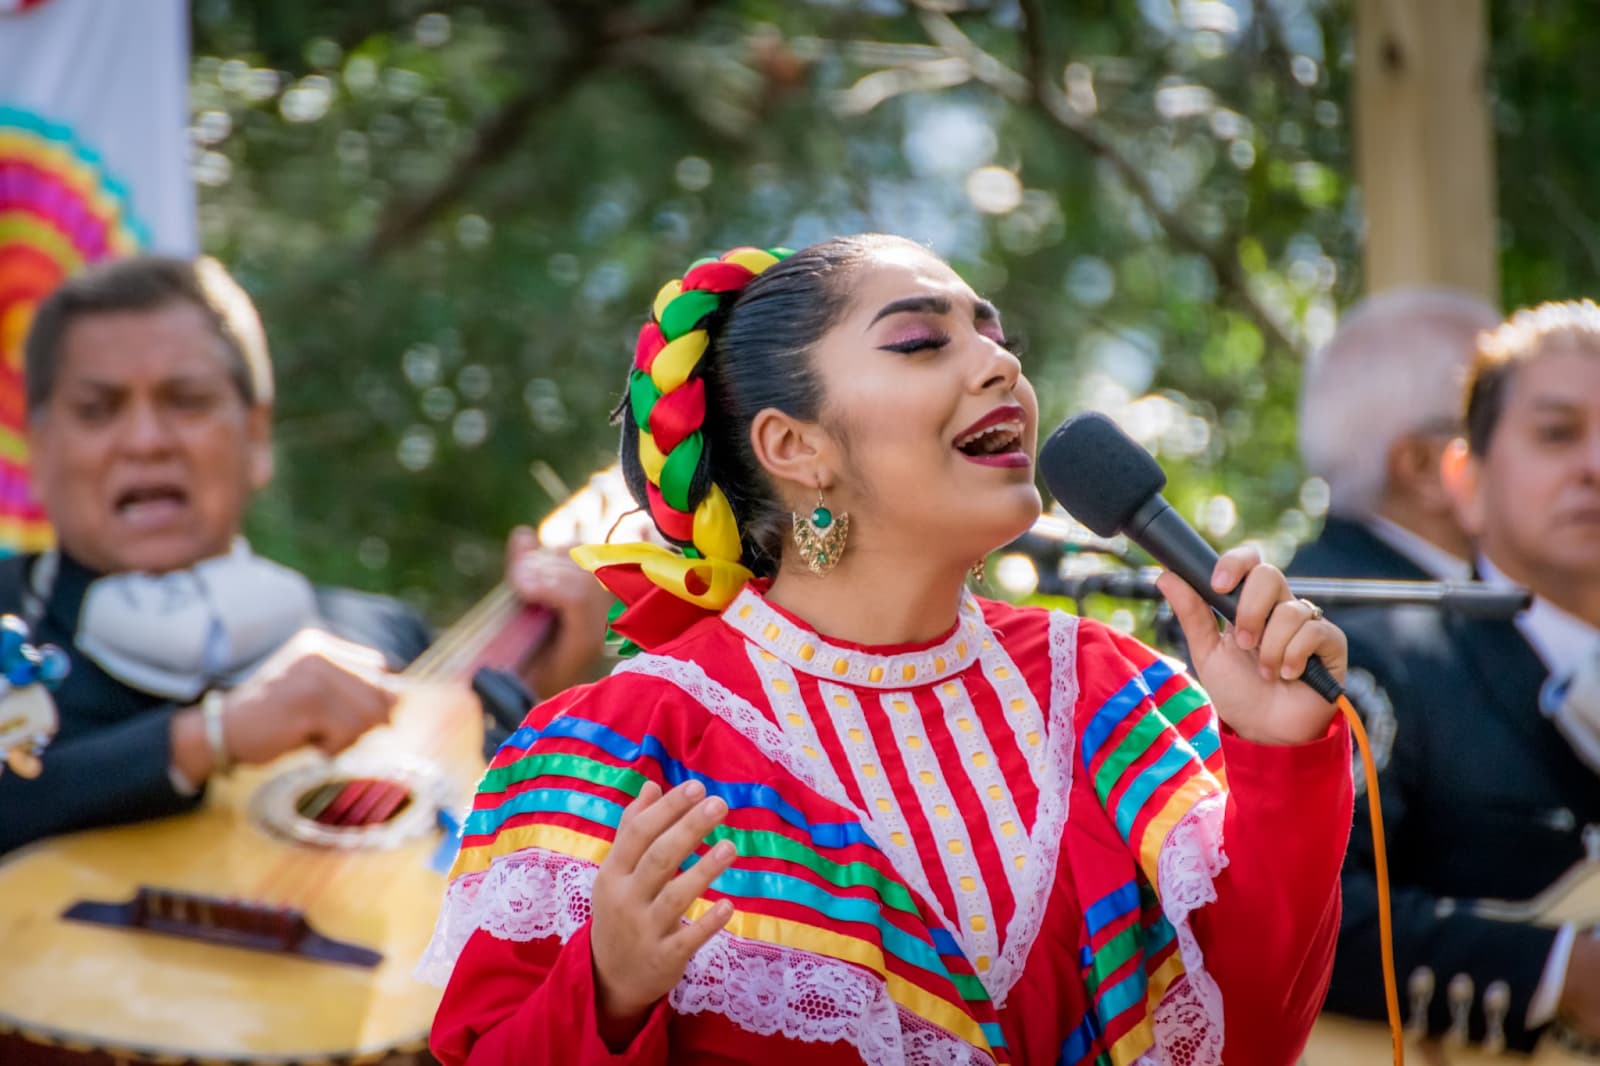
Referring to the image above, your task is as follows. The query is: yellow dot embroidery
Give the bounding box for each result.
[802,745,819,759]
[1026,730,1041,747]
[970,915,988,933]
[738,604,754,619]
[1009,698,1027,712]
[956,717,973,732]
[1000,820,1018,837]
[956,641,968,657]
[987,785,1003,801]
[771,678,792,694]
[971,752,990,769]
[993,666,1011,680]
[891,831,908,847]
[920,770,936,785]
[892,699,910,715]
[833,659,849,677]
[799,643,816,662]
[786,713,805,726]
[947,839,964,855]
[875,797,893,812]
[868,666,884,683]
[934,804,951,818]
[1013,855,1027,870]
[764,623,781,640]
[862,763,878,777]
[760,650,777,662]
[942,683,959,697]
[901,664,917,682]
[977,955,991,972]
[834,694,851,709]
[848,727,865,743]
[959,876,977,892]
[906,735,924,750]
[982,638,993,650]
[934,656,947,672]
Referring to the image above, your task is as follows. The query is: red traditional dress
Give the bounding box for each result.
[421,586,1353,1066]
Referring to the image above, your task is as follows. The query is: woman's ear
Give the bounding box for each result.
[1439,437,1484,537]
[749,407,833,500]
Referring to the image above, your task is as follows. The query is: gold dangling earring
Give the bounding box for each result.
[970,556,987,584]
[792,487,849,576]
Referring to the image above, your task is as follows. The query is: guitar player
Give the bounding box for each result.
[0,254,612,854]
[1320,300,1600,1049]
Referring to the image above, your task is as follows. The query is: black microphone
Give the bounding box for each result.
[1040,411,1345,703]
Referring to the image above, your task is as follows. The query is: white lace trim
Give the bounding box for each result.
[1151,789,1229,1066]
[419,848,998,1066]
[723,587,986,688]
[984,609,1080,1008]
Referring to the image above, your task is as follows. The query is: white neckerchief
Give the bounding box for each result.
[66,539,319,701]
[1364,515,1473,582]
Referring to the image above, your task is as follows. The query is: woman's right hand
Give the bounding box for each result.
[589,779,737,1046]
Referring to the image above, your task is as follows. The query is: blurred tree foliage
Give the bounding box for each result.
[184,0,1580,626]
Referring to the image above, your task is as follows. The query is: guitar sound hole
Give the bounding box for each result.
[294,777,415,828]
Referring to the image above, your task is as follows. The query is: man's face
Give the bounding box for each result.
[27,300,271,575]
[1467,347,1600,591]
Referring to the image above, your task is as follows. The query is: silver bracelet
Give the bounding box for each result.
[201,689,233,777]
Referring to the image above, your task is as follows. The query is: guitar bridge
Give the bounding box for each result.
[61,885,383,968]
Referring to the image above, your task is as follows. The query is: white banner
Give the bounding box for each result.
[0,0,194,551]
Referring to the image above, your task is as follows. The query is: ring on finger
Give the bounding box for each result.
[1297,597,1324,622]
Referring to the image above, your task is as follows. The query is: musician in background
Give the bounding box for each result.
[1324,300,1600,1047]
[1289,286,1498,584]
[0,255,609,854]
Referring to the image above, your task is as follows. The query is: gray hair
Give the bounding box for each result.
[1298,287,1500,517]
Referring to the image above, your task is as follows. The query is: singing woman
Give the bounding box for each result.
[421,235,1354,1065]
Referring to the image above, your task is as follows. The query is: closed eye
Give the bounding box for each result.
[996,333,1027,358]
[879,333,951,355]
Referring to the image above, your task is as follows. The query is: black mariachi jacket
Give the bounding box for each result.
[0,551,436,854]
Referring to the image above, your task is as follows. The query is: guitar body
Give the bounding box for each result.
[0,680,483,1065]
[1303,858,1600,1065]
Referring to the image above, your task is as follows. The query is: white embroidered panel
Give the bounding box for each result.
[982,608,1080,1007]
[620,649,953,936]
[929,676,1030,907]
[815,680,955,935]
[420,847,999,1066]
[974,629,1049,789]
[744,643,835,773]
[876,688,1001,977]
[724,586,986,689]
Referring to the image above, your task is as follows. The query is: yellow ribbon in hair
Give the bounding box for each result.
[650,330,709,392]
[724,248,782,274]
[693,483,743,562]
[637,429,667,482]
[571,542,752,611]
[652,279,684,322]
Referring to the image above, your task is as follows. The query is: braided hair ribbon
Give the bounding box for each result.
[574,247,790,650]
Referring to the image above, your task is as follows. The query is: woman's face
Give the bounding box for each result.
[801,242,1041,566]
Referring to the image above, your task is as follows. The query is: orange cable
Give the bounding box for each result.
[1338,691,1403,1066]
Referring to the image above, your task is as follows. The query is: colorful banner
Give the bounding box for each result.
[0,0,195,552]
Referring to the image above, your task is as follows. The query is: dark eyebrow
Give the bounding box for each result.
[867,294,1000,328]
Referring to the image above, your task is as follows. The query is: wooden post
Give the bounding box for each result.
[1355,0,1498,300]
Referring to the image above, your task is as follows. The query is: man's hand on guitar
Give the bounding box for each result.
[169,630,402,784]
[506,525,614,697]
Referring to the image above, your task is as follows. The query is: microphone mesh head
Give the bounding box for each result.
[1039,412,1167,537]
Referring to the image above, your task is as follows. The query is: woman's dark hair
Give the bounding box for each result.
[620,233,920,577]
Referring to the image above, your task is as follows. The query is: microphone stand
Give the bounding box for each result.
[1037,567,1532,620]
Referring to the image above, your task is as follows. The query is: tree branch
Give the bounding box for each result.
[913,5,1300,356]
[362,0,722,261]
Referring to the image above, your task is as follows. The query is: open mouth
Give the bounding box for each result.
[955,421,1025,457]
[114,484,190,523]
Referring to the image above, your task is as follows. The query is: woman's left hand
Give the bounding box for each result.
[1156,545,1346,746]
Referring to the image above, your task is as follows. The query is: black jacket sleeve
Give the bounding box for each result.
[0,702,199,853]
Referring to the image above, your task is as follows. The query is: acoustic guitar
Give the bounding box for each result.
[1302,850,1600,1064]
[0,470,641,1066]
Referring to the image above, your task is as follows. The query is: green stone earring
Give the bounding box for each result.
[793,488,849,576]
